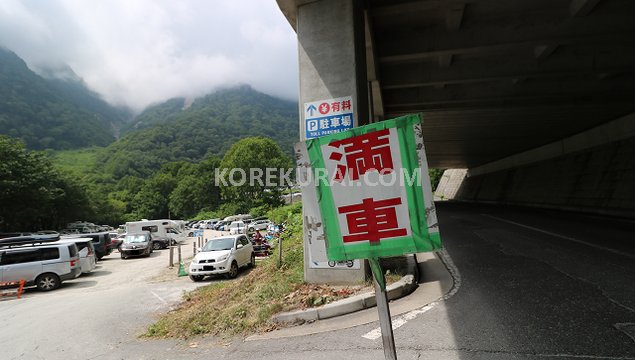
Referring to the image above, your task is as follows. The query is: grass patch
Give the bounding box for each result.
[48,147,103,176]
[145,207,304,339]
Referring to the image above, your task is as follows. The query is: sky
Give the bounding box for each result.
[0,0,299,111]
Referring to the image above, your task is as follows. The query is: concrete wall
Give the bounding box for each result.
[454,135,635,218]
[434,169,467,201]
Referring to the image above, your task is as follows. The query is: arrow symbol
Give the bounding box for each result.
[307,104,317,116]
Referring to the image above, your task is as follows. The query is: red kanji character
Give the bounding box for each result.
[328,129,393,182]
[341,100,351,111]
[338,197,407,244]
[331,101,341,112]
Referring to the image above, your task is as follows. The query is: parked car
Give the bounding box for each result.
[57,238,96,274]
[248,220,271,231]
[205,220,219,229]
[151,235,171,250]
[214,220,230,231]
[228,221,246,235]
[120,232,153,259]
[188,229,203,237]
[189,234,254,281]
[0,237,81,291]
[109,233,125,252]
[63,232,112,260]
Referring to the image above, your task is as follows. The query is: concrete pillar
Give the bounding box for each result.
[297,0,369,284]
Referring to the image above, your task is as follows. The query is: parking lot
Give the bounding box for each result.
[0,237,213,360]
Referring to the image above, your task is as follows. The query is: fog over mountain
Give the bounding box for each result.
[0,0,298,112]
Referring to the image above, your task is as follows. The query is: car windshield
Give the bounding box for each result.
[124,235,147,243]
[202,238,235,251]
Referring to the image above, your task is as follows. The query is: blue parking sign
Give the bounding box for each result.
[304,96,354,139]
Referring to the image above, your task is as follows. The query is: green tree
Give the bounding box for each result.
[428,168,445,191]
[131,172,177,219]
[219,137,292,211]
[0,135,92,231]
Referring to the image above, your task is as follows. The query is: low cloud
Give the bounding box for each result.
[0,0,298,111]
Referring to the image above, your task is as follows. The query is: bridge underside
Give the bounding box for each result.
[278,0,635,216]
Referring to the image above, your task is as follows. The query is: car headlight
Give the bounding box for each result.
[217,254,229,262]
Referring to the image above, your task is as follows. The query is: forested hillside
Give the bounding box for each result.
[98,85,299,178]
[0,48,131,149]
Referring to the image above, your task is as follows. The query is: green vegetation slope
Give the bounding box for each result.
[98,85,299,178]
[0,47,131,150]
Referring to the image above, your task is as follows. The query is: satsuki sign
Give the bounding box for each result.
[299,114,441,261]
[304,96,354,139]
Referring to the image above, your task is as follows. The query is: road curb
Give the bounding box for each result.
[272,256,418,324]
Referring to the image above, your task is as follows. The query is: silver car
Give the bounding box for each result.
[0,242,82,291]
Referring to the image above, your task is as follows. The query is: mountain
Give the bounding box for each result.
[98,85,299,178]
[120,97,186,133]
[0,48,132,150]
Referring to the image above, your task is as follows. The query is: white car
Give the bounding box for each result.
[248,219,271,231]
[228,221,246,235]
[57,238,96,274]
[188,235,254,281]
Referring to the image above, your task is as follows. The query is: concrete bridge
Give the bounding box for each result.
[278,0,635,219]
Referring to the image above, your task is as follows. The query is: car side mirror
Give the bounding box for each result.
[237,244,244,249]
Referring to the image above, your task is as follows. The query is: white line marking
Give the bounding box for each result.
[149,289,168,306]
[481,214,635,260]
[362,303,437,340]
[362,249,461,340]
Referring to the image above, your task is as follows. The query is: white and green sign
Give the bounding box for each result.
[297,114,441,261]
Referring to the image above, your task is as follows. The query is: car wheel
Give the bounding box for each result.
[152,242,161,250]
[121,253,127,259]
[226,261,239,279]
[249,253,256,268]
[189,275,204,282]
[36,273,60,291]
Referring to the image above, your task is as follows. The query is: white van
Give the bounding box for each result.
[0,242,82,291]
[126,220,185,244]
[57,238,96,274]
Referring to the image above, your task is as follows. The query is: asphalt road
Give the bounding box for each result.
[2,204,634,359]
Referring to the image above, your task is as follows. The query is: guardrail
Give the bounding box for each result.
[0,280,26,300]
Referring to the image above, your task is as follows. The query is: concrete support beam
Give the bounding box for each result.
[365,9,384,122]
[468,111,635,177]
[381,53,635,89]
[297,0,369,284]
[383,76,635,110]
[570,0,603,17]
[445,2,465,30]
[438,54,453,68]
[378,10,634,63]
[372,0,471,18]
[534,44,559,61]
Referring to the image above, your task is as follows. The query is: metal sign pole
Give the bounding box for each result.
[369,257,397,360]
[277,234,283,269]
